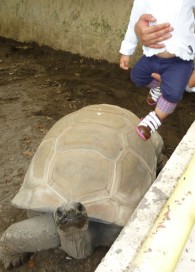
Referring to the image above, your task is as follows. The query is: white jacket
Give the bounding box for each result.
[120,0,195,60]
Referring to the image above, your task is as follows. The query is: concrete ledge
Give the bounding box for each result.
[95,121,195,272]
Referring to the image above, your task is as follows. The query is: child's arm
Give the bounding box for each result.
[119,0,146,70]
[119,55,131,70]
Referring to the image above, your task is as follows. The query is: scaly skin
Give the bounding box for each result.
[0,214,60,269]
[0,202,89,269]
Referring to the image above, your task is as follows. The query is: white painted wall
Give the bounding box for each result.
[95,121,195,272]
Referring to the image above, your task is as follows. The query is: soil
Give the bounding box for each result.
[0,37,195,272]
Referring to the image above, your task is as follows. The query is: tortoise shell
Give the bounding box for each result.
[12,104,163,226]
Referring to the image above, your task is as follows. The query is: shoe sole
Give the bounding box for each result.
[146,99,157,106]
[136,127,147,141]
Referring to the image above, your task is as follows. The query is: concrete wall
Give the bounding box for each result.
[0,0,136,63]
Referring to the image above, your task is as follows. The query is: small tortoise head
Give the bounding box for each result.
[54,202,88,230]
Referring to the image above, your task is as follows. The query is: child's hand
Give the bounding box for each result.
[119,55,130,70]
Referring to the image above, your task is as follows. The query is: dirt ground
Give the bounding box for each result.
[0,37,195,272]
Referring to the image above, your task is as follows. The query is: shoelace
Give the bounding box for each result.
[139,112,161,133]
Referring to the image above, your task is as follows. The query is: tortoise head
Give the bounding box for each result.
[54,202,93,259]
[54,202,88,230]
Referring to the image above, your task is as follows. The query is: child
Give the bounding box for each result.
[186,70,195,92]
[152,70,195,93]
[120,0,195,141]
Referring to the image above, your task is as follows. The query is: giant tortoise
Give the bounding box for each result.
[0,104,164,269]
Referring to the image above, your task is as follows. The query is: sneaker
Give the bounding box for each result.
[146,87,161,106]
[136,111,161,141]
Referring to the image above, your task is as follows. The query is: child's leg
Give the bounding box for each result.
[131,56,154,87]
[146,74,162,107]
[136,96,177,141]
[131,56,162,106]
[155,96,177,120]
[146,86,161,106]
[136,58,193,141]
[151,71,195,93]
[187,70,195,88]
[151,70,195,89]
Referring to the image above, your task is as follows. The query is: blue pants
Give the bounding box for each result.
[131,55,193,103]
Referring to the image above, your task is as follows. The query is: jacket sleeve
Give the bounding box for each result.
[119,0,146,56]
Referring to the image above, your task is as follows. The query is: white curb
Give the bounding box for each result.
[95,121,195,272]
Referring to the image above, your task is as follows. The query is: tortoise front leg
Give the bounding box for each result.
[0,214,60,269]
